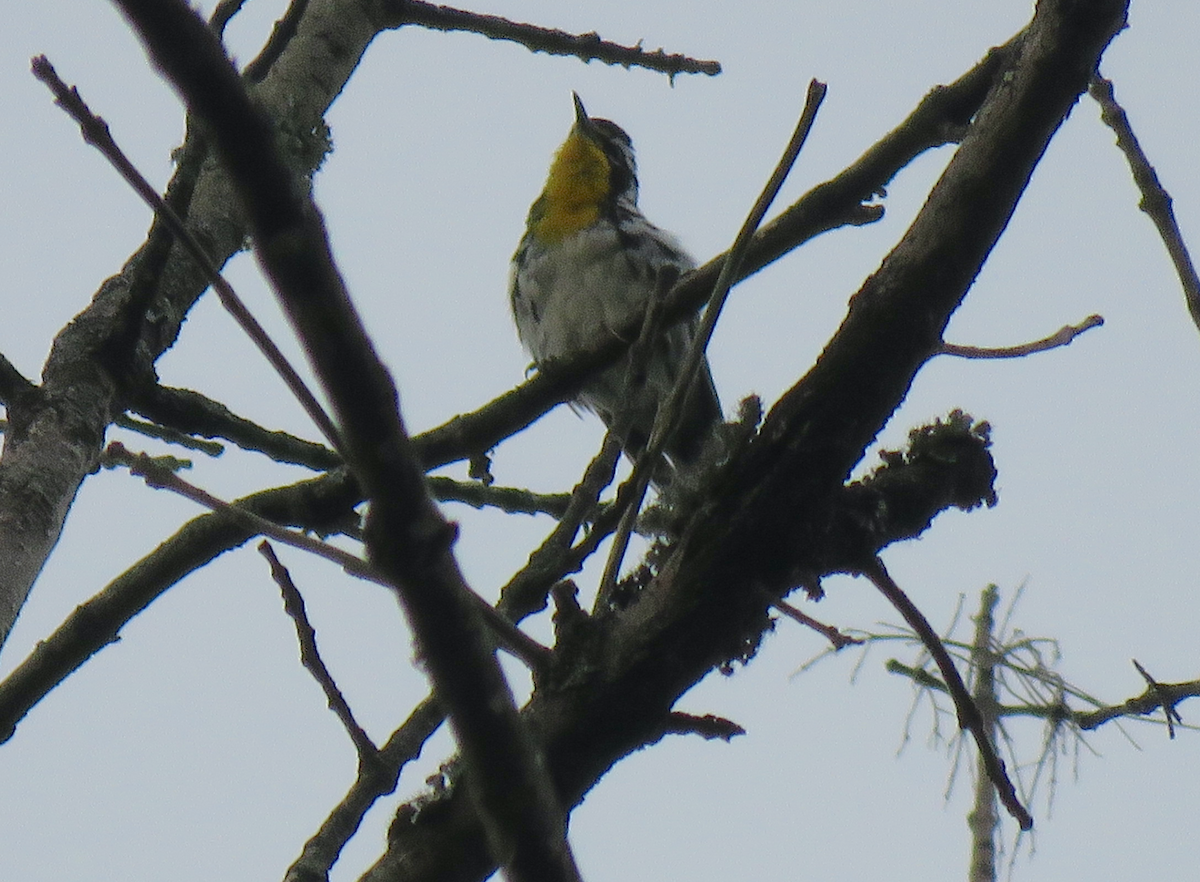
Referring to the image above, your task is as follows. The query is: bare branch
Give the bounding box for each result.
[108,443,367,571]
[1076,677,1200,732]
[382,0,720,79]
[131,384,340,470]
[242,0,311,82]
[663,712,745,741]
[1090,75,1200,335]
[967,585,1002,882]
[497,433,623,620]
[887,658,1200,734]
[208,0,248,36]
[259,541,381,765]
[941,314,1104,358]
[771,598,863,651]
[428,476,576,518]
[285,696,444,882]
[862,560,1032,830]
[113,413,226,456]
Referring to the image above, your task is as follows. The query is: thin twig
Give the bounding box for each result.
[130,384,340,470]
[258,541,382,765]
[1090,75,1200,335]
[208,0,247,36]
[107,442,368,573]
[594,272,683,604]
[941,314,1104,358]
[428,476,577,519]
[600,80,828,596]
[30,55,343,453]
[772,597,863,650]
[242,0,311,83]
[386,1,720,79]
[862,558,1033,830]
[114,413,225,456]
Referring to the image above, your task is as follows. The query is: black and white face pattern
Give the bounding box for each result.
[587,117,640,208]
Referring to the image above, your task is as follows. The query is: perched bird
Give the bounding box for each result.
[510,94,721,474]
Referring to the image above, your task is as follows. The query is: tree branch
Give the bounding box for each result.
[1089,75,1200,335]
[109,2,580,878]
[1077,676,1200,732]
[285,696,445,882]
[381,0,720,79]
[259,541,381,765]
[130,384,341,469]
[862,560,1031,830]
[940,314,1104,358]
[886,661,1200,735]
[771,598,862,651]
[497,433,623,621]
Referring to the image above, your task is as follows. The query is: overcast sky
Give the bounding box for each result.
[2,2,1199,881]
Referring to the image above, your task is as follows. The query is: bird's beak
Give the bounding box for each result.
[572,92,591,130]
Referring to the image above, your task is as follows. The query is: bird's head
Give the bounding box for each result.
[526,94,640,242]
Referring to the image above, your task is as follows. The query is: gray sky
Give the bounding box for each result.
[2,2,1198,880]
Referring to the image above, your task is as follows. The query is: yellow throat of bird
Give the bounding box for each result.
[530,127,611,243]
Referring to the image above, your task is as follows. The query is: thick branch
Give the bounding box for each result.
[365,2,1129,878]
[109,2,580,878]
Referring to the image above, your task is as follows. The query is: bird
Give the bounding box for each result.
[509,94,722,479]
